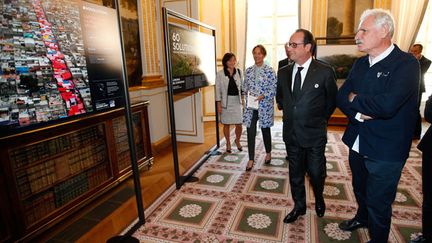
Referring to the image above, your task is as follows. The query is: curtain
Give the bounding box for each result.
[391,0,429,51]
[235,0,247,71]
[299,0,313,30]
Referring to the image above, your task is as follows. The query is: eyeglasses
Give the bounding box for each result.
[285,42,305,48]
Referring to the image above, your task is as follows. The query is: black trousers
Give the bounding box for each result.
[246,110,271,161]
[422,149,432,241]
[286,131,326,211]
[349,150,405,243]
[415,92,423,138]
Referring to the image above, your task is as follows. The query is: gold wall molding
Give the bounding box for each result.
[374,0,392,9]
[312,0,328,38]
[142,0,161,76]
[229,0,236,53]
[129,75,165,91]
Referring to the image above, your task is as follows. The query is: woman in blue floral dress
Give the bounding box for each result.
[243,45,277,171]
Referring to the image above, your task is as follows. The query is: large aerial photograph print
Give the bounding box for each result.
[0,0,125,135]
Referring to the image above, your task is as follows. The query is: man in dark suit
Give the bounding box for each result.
[276,29,337,223]
[411,94,432,243]
[410,43,431,139]
[277,42,292,161]
[278,58,290,70]
[337,9,420,243]
[278,40,291,70]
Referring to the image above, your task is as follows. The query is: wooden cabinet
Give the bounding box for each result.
[0,101,152,242]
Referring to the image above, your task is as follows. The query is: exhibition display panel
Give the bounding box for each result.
[0,0,148,240]
[0,102,152,242]
[0,0,125,137]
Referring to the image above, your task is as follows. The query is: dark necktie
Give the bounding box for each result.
[293,66,304,100]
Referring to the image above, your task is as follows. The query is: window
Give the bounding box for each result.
[245,0,299,69]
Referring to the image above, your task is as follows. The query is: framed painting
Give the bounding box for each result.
[315,42,366,125]
[86,0,143,87]
[315,41,365,82]
[119,0,143,87]
[316,0,373,45]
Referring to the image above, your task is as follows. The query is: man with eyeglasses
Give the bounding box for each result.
[276,29,337,224]
[337,9,419,243]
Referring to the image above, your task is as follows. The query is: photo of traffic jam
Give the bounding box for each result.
[0,0,94,129]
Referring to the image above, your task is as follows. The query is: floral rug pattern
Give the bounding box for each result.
[133,126,423,243]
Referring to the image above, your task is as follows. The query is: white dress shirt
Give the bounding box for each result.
[291,57,312,91]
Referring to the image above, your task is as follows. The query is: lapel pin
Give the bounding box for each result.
[314,84,319,88]
[377,72,382,78]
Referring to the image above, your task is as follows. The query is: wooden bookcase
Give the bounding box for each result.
[0,101,152,242]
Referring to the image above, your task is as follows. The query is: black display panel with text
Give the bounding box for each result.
[0,0,125,136]
[168,24,216,94]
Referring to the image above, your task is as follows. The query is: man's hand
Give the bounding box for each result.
[360,114,373,120]
[349,92,373,120]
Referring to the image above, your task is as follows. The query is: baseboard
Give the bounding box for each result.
[151,135,172,155]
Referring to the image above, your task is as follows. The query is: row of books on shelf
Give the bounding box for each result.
[10,125,104,169]
[112,116,128,134]
[16,161,57,198]
[23,163,110,226]
[54,173,89,207]
[23,191,56,226]
[15,141,108,198]
[115,135,130,153]
[117,150,131,171]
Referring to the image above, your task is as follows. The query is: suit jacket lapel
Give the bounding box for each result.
[288,65,294,99]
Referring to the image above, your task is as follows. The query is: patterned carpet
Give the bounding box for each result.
[133,124,423,243]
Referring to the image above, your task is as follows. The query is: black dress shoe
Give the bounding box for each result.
[315,201,325,217]
[410,235,427,243]
[283,208,306,223]
[339,218,366,231]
